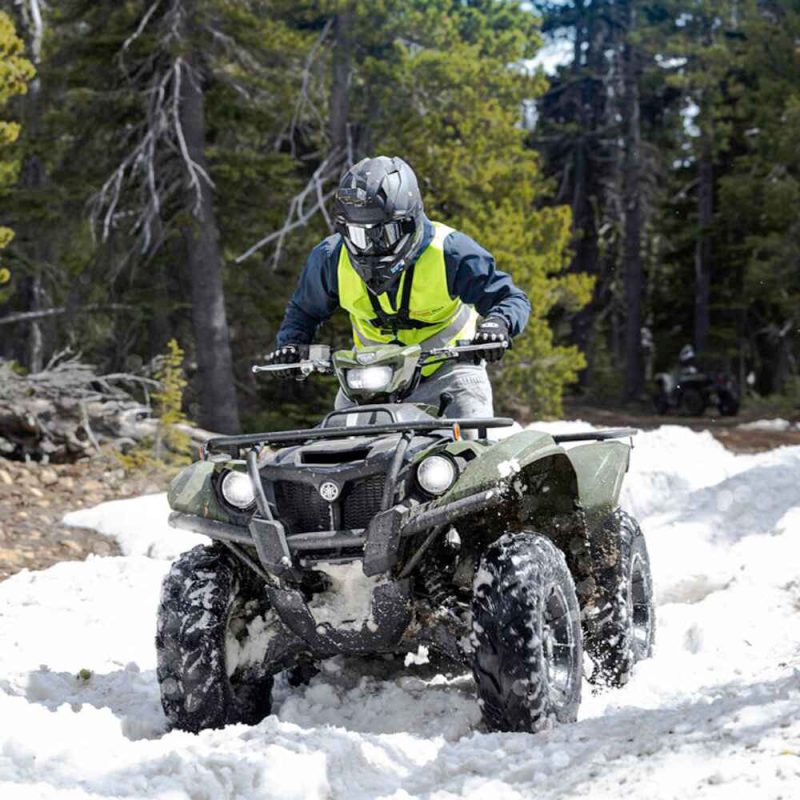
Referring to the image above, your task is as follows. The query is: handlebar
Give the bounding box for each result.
[251,341,508,376]
[421,341,509,361]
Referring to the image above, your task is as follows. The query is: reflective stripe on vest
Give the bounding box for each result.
[337,221,478,375]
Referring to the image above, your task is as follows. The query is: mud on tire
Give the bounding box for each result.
[471,532,582,733]
[583,510,654,687]
[156,544,275,732]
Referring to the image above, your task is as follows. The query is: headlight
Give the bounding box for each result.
[346,366,394,391]
[220,471,256,509]
[417,455,457,496]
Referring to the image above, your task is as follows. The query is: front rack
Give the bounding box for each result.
[205,417,516,456]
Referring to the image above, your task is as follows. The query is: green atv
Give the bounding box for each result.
[157,342,654,734]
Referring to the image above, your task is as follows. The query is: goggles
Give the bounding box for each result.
[343,219,412,254]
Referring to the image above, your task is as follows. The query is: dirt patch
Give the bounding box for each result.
[0,455,175,581]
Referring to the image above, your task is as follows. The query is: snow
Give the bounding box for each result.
[1,424,800,799]
[307,562,384,632]
[63,493,207,558]
[738,418,798,432]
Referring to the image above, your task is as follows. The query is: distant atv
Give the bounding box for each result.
[157,342,654,734]
[653,368,740,417]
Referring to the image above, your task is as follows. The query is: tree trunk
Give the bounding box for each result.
[694,141,713,354]
[178,55,240,434]
[12,0,50,372]
[329,2,354,162]
[567,2,601,385]
[621,3,644,400]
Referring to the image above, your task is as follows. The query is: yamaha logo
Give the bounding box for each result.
[357,352,377,365]
[319,482,340,502]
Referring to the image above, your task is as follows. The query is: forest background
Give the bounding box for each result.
[0,0,798,434]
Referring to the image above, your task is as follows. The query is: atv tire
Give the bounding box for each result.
[717,392,740,417]
[471,532,582,733]
[583,510,654,688]
[652,393,669,415]
[156,544,275,732]
[679,387,705,416]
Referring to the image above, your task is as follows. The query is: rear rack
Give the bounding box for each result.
[551,427,638,444]
[205,417,516,455]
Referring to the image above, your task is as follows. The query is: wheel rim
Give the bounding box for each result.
[542,585,578,704]
[630,553,652,654]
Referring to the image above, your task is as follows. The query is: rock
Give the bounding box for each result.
[29,486,45,499]
[82,480,104,493]
[39,468,59,486]
[60,476,75,490]
[59,539,84,554]
[103,469,125,485]
[0,547,24,565]
[0,469,12,486]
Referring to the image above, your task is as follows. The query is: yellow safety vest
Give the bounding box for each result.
[337,221,478,375]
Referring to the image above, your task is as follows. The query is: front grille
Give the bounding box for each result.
[342,475,385,529]
[274,481,330,533]
[273,474,386,534]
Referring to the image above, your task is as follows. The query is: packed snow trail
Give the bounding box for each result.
[1,425,799,799]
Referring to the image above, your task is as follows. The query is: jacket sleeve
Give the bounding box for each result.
[443,231,531,337]
[276,236,341,346]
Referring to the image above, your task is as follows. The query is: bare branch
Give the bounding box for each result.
[235,149,344,264]
[0,304,133,327]
[121,0,163,55]
[277,18,333,155]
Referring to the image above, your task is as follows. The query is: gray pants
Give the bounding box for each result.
[335,362,494,418]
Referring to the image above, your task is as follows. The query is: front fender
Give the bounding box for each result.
[437,429,568,505]
[168,460,245,524]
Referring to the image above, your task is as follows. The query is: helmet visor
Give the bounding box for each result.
[344,220,408,254]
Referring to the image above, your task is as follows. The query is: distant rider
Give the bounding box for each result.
[677,344,699,377]
[263,156,531,417]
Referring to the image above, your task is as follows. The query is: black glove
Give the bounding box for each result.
[263,344,309,378]
[472,317,510,363]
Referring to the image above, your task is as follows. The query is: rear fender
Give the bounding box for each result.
[566,441,630,521]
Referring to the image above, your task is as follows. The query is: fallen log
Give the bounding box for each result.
[0,357,214,462]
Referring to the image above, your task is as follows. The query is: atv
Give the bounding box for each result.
[157,342,654,734]
[653,367,740,417]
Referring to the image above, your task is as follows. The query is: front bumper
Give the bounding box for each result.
[168,486,501,577]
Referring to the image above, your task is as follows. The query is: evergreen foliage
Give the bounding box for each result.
[2,0,798,422]
[0,11,34,290]
[536,0,800,402]
[153,338,191,463]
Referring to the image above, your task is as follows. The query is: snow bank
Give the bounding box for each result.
[63,493,207,558]
[737,418,797,432]
[1,425,799,798]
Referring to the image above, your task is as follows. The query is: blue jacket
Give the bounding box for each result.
[276,218,531,346]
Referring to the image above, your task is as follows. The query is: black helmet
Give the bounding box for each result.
[333,156,425,295]
[679,344,696,365]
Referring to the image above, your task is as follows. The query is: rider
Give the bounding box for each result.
[264,156,531,417]
[677,344,699,376]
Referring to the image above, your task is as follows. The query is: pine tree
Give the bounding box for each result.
[53,0,313,432]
